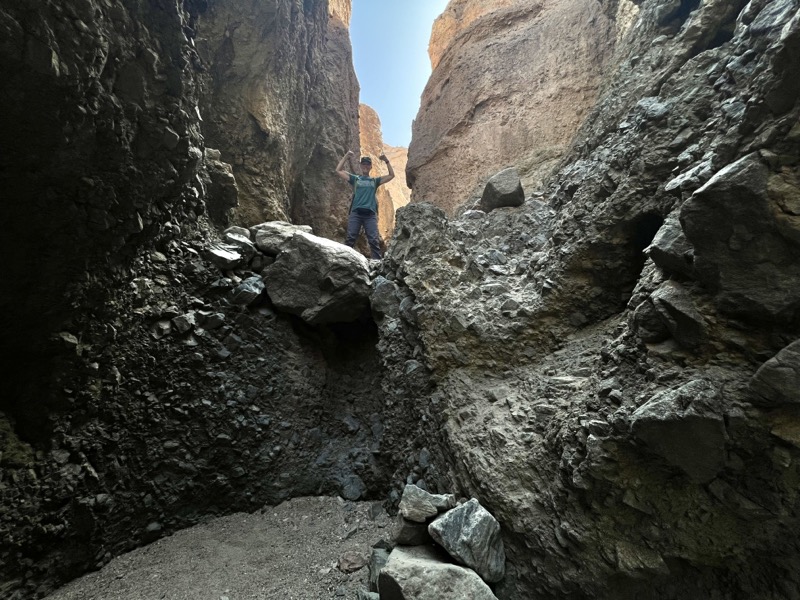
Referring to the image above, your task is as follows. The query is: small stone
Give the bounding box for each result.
[338,550,368,573]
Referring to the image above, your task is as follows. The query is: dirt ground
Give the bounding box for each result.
[45,497,392,600]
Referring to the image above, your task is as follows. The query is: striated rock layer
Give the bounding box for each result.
[407,0,636,214]
[195,0,360,238]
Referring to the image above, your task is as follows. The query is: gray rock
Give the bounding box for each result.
[223,232,257,263]
[428,498,505,583]
[480,168,525,212]
[357,591,380,600]
[392,515,431,546]
[647,212,695,277]
[224,226,251,240]
[749,340,800,406]
[633,299,670,343]
[340,474,366,501]
[650,281,706,349]
[172,312,197,335]
[630,380,725,483]
[230,276,265,306]
[398,484,439,523]
[263,232,370,324]
[252,221,314,256]
[371,276,401,319]
[379,545,498,600]
[369,547,391,592]
[681,153,800,323]
[205,244,243,271]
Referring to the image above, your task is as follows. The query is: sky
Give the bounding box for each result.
[350,0,450,148]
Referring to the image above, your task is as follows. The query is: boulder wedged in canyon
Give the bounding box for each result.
[194,0,359,239]
[407,0,633,215]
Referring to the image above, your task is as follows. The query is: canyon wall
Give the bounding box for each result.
[407,0,635,214]
[195,0,360,239]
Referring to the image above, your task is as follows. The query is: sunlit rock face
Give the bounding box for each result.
[195,0,359,239]
[358,104,412,243]
[408,0,635,215]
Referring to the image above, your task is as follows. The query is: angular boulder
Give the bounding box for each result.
[647,212,695,278]
[205,244,244,271]
[398,484,455,523]
[392,515,432,546]
[749,340,800,406]
[630,380,726,483]
[680,153,800,323]
[650,281,706,349]
[252,221,314,256]
[230,276,265,306]
[480,168,525,212]
[263,232,370,324]
[428,498,505,583]
[379,545,498,600]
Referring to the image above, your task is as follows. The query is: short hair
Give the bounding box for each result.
[360,156,372,165]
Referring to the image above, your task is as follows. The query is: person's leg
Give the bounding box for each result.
[345,212,362,247]
[363,212,382,259]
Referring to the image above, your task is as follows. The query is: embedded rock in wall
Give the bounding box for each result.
[195,0,359,239]
[407,0,633,215]
[0,0,211,451]
[358,104,412,243]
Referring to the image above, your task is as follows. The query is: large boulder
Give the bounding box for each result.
[680,153,800,323]
[263,232,370,324]
[252,221,314,256]
[480,167,525,212]
[398,484,457,523]
[427,498,505,583]
[749,340,800,406]
[630,380,726,483]
[378,545,498,600]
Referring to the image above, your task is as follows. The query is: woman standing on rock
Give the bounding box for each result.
[336,150,394,259]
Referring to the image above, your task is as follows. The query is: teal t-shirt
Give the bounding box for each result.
[348,174,381,213]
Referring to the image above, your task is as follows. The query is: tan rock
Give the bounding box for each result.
[408,0,637,215]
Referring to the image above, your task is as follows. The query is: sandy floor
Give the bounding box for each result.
[45,497,391,600]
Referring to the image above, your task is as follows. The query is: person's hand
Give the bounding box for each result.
[379,153,389,163]
[346,150,354,157]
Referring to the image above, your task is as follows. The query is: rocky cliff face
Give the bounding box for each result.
[381,0,800,597]
[358,103,412,242]
[407,0,636,214]
[195,0,359,239]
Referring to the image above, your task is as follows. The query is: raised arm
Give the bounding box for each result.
[335,151,354,181]
[377,154,394,185]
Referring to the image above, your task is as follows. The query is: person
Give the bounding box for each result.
[335,150,394,259]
